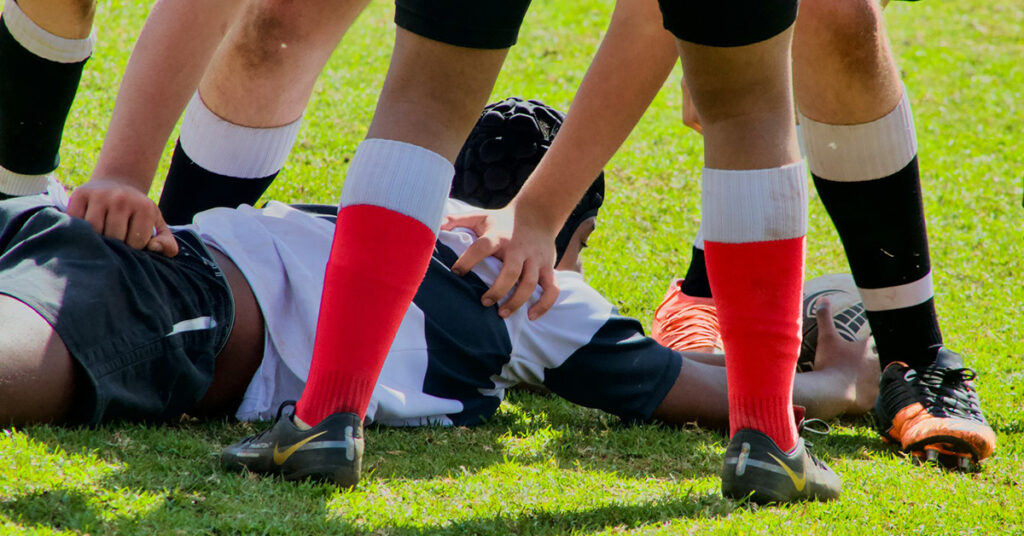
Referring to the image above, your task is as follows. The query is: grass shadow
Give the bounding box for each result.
[1,485,733,535]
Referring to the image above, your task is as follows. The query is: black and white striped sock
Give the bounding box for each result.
[801,90,943,369]
[158,92,302,224]
[0,0,93,197]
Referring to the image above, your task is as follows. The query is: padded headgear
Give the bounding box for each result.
[451,97,604,263]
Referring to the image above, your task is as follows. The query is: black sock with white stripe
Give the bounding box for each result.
[801,91,942,370]
[0,1,93,198]
[158,92,301,224]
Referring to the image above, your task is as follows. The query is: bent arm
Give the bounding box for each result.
[89,0,242,190]
[448,0,678,318]
[512,0,677,230]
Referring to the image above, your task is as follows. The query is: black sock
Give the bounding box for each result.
[158,140,277,225]
[813,157,943,369]
[0,17,86,180]
[680,246,713,298]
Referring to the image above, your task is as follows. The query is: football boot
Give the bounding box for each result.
[651,279,722,353]
[874,348,995,470]
[221,401,364,486]
[721,408,841,503]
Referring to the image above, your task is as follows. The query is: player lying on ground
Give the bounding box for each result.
[444,0,995,483]
[0,156,877,489]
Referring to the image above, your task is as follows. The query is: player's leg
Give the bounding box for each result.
[220,0,529,486]
[296,27,509,429]
[158,0,368,224]
[0,0,94,198]
[659,0,838,503]
[0,295,77,425]
[793,0,994,467]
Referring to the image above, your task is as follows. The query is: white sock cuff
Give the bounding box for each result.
[701,162,808,244]
[693,224,705,250]
[2,0,94,63]
[799,89,916,182]
[340,139,454,234]
[0,164,48,195]
[179,92,302,179]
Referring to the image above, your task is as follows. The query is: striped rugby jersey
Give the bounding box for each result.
[189,200,680,426]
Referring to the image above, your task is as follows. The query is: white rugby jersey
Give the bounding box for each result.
[188,201,680,426]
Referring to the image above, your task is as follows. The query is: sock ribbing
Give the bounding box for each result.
[339,139,454,233]
[1,0,94,63]
[178,91,302,179]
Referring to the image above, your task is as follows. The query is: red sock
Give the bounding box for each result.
[295,205,436,425]
[705,237,804,451]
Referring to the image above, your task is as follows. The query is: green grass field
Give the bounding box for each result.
[3,1,1023,534]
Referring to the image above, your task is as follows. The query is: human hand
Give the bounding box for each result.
[807,299,879,416]
[441,205,559,320]
[67,178,179,257]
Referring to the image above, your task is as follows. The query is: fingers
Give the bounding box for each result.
[814,298,838,339]
[125,207,157,250]
[66,189,88,219]
[441,213,485,233]
[104,203,133,244]
[146,216,179,257]
[498,258,539,318]
[527,266,559,321]
[481,255,523,309]
[65,182,171,254]
[451,237,498,276]
[81,197,108,235]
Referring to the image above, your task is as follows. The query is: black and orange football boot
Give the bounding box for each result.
[874,348,995,470]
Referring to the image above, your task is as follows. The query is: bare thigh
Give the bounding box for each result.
[0,295,78,426]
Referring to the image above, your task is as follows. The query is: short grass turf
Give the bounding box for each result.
[3,0,1023,534]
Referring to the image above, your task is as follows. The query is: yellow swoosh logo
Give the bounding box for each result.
[273,431,327,465]
[767,452,806,491]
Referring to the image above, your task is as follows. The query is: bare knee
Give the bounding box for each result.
[229,0,359,72]
[230,0,296,71]
[0,296,78,427]
[795,0,886,68]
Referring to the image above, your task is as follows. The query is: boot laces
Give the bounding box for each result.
[913,366,983,420]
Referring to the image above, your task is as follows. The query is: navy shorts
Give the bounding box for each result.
[0,198,234,425]
[419,243,682,426]
[395,0,532,49]
[658,0,799,47]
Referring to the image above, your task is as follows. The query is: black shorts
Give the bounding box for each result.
[395,0,532,49]
[0,197,234,425]
[658,0,799,47]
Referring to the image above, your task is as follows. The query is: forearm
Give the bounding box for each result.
[90,0,242,191]
[515,0,677,229]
